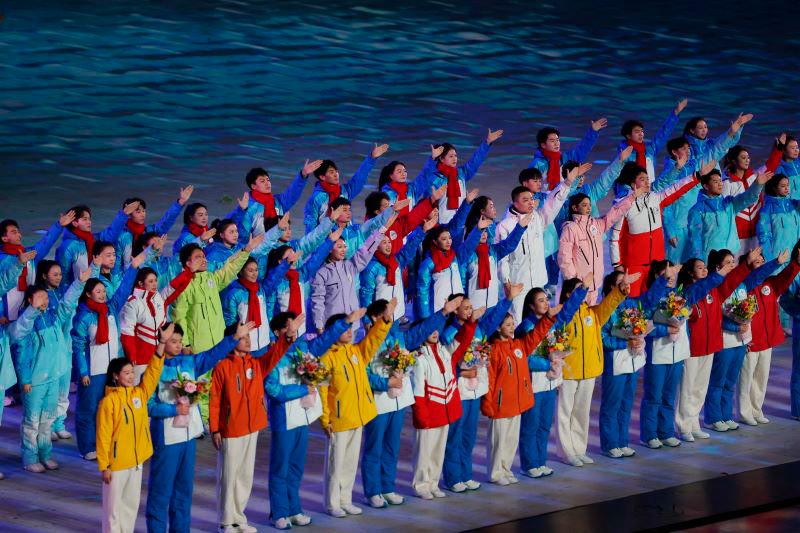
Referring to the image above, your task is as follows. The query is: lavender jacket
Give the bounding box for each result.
[311,228,384,332]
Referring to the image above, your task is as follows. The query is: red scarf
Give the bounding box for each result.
[85,299,110,344]
[187,223,208,238]
[126,219,146,244]
[375,252,399,285]
[429,342,445,374]
[238,278,262,328]
[476,242,491,289]
[388,182,410,215]
[437,162,461,209]
[68,227,95,257]
[731,168,754,188]
[542,148,562,189]
[285,270,302,316]
[430,246,456,273]
[1,243,27,290]
[627,139,648,169]
[319,181,342,207]
[144,290,157,317]
[250,190,277,219]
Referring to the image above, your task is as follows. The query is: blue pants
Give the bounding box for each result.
[75,374,105,456]
[519,389,556,470]
[792,318,800,418]
[443,398,480,487]
[705,345,746,424]
[640,361,684,442]
[21,380,58,465]
[146,438,196,533]
[545,253,560,288]
[361,408,405,497]
[51,371,71,433]
[269,426,309,519]
[599,367,638,452]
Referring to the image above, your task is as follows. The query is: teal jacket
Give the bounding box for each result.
[687,184,763,261]
[757,194,800,262]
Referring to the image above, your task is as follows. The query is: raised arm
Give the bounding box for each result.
[457,227,483,266]
[742,258,780,292]
[564,125,600,163]
[306,318,351,357]
[403,310,447,351]
[730,183,764,213]
[151,200,183,236]
[595,286,627,327]
[460,140,491,182]
[397,228,426,268]
[352,228,384,273]
[212,250,251,290]
[355,318,392,365]
[33,220,63,260]
[275,170,310,213]
[194,336,238,376]
[598,191,634,232]
[519,314,556,356]
[343,151,378,199]
[684,272,723,307]
[97,209,129,243]
[650,106,682,158]
[109,267,138,315]
[638,274,669,314]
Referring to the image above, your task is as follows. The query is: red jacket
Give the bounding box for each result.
[729,145,782,240]
[481,315,554,419]
[749,261,800,351]
[688,262,751,357]
[209,335,290,438]
[411,321,476,429]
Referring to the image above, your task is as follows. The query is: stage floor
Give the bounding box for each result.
[0,340,798,532]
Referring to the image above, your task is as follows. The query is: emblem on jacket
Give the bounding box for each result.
[590,225,598,235]
[246,368,253,380]
[762,286,771,296]
[706,294,713,304]
[735,288,746,299]
[584,315,593,326]
[132,397,142,409]
[389,230,398,240]
[513,348,523,359]
[208,279,215,288]
[351,354,358,364]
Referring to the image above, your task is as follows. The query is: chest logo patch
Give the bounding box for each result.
[246,368,253,380]
[513,348,524,359]
[706,294,714,304]
[132,397,142,409]
[590,225,598,235]
[762,286,771,296]
[208,279,215,288]
[584,315,593,327]
[389,230,398,240]
[351,354,359,365]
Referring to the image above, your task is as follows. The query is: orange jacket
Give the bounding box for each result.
[482,315,554,419]
[209,335,290,438]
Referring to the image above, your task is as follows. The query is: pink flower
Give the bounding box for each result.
[183,382,197,394]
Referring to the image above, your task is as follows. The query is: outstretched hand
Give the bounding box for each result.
[372,143,389,159]
[591,117,608,131]
[487,128,504,144]
[178,185,194,206]
[443,295,464,315]
[59,210,77,227]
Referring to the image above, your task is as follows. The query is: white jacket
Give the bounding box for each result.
[650,322,690,365]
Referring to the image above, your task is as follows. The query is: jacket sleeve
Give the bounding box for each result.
[14,334,34,385]
[415,258,434,319]
[446,198,472,241]
[358,209,392,242]
[460,140,491,182]
[557,224,579,281]
[765,143,783,173]
[609,216,625,268]
[410,157,437,200]
[0,259,23,296]
[353,228,384,272]
[742,259,780,292]
[585,157,624,204]
[318,356,331,428]
[298,237,334,281]
[368,365,390,393]
[344,153,377,200]
[222,289,240,327]
[95,398,114,471]
[355,319,392,365]
[639,274,669,314]
[540,181,571,226]
[307,318,350,357]
[493,223,525,260]
[265,364,309,402]
[684,272,724,307]
[519,314,555,356]
[97,209,129,243]
[718,261,753,301]
[730,183,764,213]
[556,285,589,328]
[599,192,634,233]
[294,216,333,257]
[602,313,629,350]
[595,286,627,327]
[56,278,85,325]
[170,291,192,348]
[564,126,599,163]
[161,268,193,307]
[448,320,479,368]
[404,310,447,351]
[402,198,434,239]
[262,259,291,294]
[109,267,138,315]
[33,221,63,261]
[212,251,251,291]
[276,170,309,213]
[208,363,225,434]
[527,353,551,372]
[71,314,91,378]
[495,220,512,284]
[8,304,39,342]
[310,268,328,333]
[254,334,292,376]
[150,200,183,236]
[137,354,165,400]
[650,108,680,159]
[657,174,698,207]
[478,298,513,339]
[303,188,326,234]
[458,227,483,266]
[195,336,238,376]
[767,260,800,296]
[397,228,426,268]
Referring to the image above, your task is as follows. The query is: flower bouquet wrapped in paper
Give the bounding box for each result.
[537,325,572,361]
[723,294,758,325]
[291,349,331,407]
[383,343,416,398]
[170,371,210,428]
[654,288,691,341]
[460,337,491,390]
[612,303,649,357]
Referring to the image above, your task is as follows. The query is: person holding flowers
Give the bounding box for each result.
[208,313,303,533]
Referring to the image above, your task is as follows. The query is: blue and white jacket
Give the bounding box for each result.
[116,200,183,268]
[615,108,680,181]
[382,157,436,210]
[757,195,800,263]
[56,209,128,289]
[688,184,763,261]
[240,170,309,240]
[529,126,599,191]
[464,224,525,309]
[429,140,491,224]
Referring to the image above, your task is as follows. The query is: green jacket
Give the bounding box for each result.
[171,251,250,352]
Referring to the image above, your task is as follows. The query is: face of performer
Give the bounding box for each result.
[522,175,542,194]
[137,272,158,292]
[455,298,473,322]
[1,223,22,246]
[632,171,650,193]
[671,142,690,162]
[532,291,550,317]
[74,211,92,232]
[113,363,136,388]
[320,166,340,185]
[571,198,592,216]
[390,164,407,183]
[375,198,390,216]
[498,314,516,339]
[44,264,62,289]
[479,230,490,244]
[337,327,354,344]
[129,203,146,225]
[776,177,791,197]
[191,207,208,228]
[279,220,292,242]
[692,260,708,280]
[750,252,765,268]
[234,333,252,353]
[628,125,645,144]
[251,173,272,194]
[164,332,184,356]
[786,140,800,161]
[27,288,49,311]
[330,239,347,261]
[378,236,392,255]
[282,248,297,271]
[690,120,709,140]
[220,224,239,247]
[426,330,440,344]
[88,283,107,303]
[656,267,677,288]
[715,254,734,274]
[441,148,458,168]
[735,150,750,171]
[703,173,724,196]
[335,204,352,224]
[239,261,259,283]
[186,248,208,273]
[513,191,534,215]
[541,133,560,152]
[435,231,452,252]
[95,245,116,270]
[482,199,497,220]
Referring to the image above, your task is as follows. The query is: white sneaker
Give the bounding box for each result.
[56,430,72,439]
[661,437,681,447]
[709,421,729,432]
[342,504,362,515]
[620,446,636,457]
[218,526,239,533]
[416,490,434,500]
[24,463,45,473]
[450,482,467,493]
[564,455,583,467]
[272,517,291,530]
[83,451,97,461]
[382,492,405,505]
[506,475,520,484]
[431,488,447,498]
[328,508,346,518]
[43,459,59,470]
[237,524,257,533]
[692,430,711,439]
[368,495,387,508]
[755,416,770,424]
[605,448,623,458]
[680,432,695,442]
[643,438,663,449]
[464,479,481,490]
[540,466,554,476]
[524,467,543,478]
[740,416,758,426]
[493,477,510,486]
[578,454,594,464]
[289,513,312,526]
[725,420,739,430]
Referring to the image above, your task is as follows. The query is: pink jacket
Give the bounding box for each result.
[558,193,634,304]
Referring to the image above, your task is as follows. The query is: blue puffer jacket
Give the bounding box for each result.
[429,140,492,224]
[776,159,800,201]
[116,200,183,268]
[56,209,129,288]
[360,228,425,311]
[528,126,599,191]
[338,209,392,261]
[515,285,589,338]
[240,170,309,240]
[1,305,38,390]
[170,204,243,256]
[205,222,283,273]
[303,152,377,233]
[688,185,763,261]
[616,108,680,179]
[757,194,800,262]
[382,157,436,209]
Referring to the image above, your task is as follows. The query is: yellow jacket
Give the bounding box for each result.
[319,319,391,433]
[96,354,164,472]
[562,287,626,380]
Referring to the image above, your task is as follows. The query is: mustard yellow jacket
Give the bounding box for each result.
[96,354,164,471]
[562,287,625,380]
[319,319,391,432]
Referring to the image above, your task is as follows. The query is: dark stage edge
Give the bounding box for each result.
[467,460,800,533]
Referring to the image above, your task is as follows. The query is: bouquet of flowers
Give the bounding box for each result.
[291,349,331,407]
[170,370,210,428]
[654,289,691,341]
[460,337,492,390]
[383,343,416,397]
[723,294,758,325]
[612,303,649,356]
[537,325,571,360]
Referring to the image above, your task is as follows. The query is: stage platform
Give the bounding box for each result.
[1,339,798,532]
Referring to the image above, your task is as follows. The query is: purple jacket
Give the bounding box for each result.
[311,228,383,332]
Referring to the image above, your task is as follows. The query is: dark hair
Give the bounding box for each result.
[23,283,47,308]
[518,168,543,185]
[162,321,184,337]
[179,243,202,267]
[123,197,146,210]
[536,127,560,148]
[366,299,389,322]
[511,185,531,203]
[700,169,722,187]
[602,271,624,296]
[666,137,689,159]
[70,205,92,223]
[677,258,702,287]
[35,259,60,287]
[183,203,207,226]
[267,245,291,270]
[707,249,733,272]
[378,161,405,189]
[621,120,644,138]
[325,313,347,330]
[239,257,258,276]
[765,173,790,197]
[487,313,514,343]
[80,278,104,303]
[134,267,157,290]
[0,219,19,239]
[269,311,297,333]
[561,160,579,180]
[568,193,590,218]
[723,145,748,173]
[423,226,451,252]
[245,167,269,188]
[434,143,456,162]
[329,196,351,212]
[133,231,159,257]
[683,116,707,138]
[448,292,466,301]
[314,160,337,179]
[105,357,134,387]
[646,259,673,289]
[522,287,547,319]
[364,192,389,219]
[210,218,237,238]
[784,135,799,156]
[465,196,491,236]
[92,240,115,257]
[617,161,647,188]
[559,278,582,304]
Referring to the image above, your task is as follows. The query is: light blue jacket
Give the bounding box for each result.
[776,159,800,201]
[170,204,243,256]
[116,200,183,268]
[382,157,436,209]
[529,127,599,190]
[203,221,283,273]
[442,297,514,346]
[265,237,333,319]
[339,208,392,260]
[616,108,680,161]
[56,209,129,288]
[757,194,800,262]
[516,285,589,338]
[240,170,309,240]
[359,228,425,308]
[1,305,39,390]
[429,141,491,223]
[688,185,763,261]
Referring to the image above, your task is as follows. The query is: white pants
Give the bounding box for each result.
[102,464,143,533]
[488,416,521,482]
[217,431,259,527]
[412,425,449,494]
[556,378,595,459]
[738,349,772,421]
[324,427,362,511]
[675,354,714,434]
